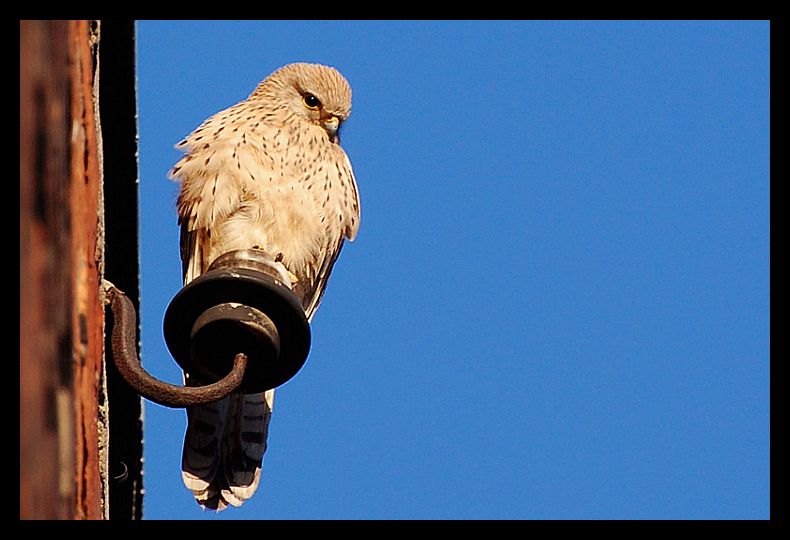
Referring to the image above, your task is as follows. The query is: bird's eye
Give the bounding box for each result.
[303,93,321,110]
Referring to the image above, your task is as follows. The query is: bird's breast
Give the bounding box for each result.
[210,170,344,279]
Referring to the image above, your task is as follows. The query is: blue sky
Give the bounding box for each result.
[135,20,770,519]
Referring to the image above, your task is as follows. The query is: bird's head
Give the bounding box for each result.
[252,62,352,143]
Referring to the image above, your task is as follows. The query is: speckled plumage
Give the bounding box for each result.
[171,63,360,511]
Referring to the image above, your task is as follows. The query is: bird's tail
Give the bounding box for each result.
[181,390,275,510]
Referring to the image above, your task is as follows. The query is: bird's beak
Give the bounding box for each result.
[322,115,340,142]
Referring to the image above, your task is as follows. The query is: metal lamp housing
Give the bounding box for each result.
[163,249,311,394]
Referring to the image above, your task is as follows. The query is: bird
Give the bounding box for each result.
[170,62,360,511]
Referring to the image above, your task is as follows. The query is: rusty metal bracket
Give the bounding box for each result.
[103,249,311,408]
[104,283,248,408]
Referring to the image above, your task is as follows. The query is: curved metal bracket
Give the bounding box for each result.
[105,283,248,408]
[104,250,311,408]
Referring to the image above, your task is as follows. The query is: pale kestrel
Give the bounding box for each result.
[170,63,360,510]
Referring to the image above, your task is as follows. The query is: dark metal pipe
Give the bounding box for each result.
[105,284,247,408]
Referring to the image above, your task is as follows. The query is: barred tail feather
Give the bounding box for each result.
[181,391,275,511]
[181,396,230,496]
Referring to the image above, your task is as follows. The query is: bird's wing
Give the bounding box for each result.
[294,145,359,321]
[296,237,346,322]
[340,149,361,242]
[172,104,277,511]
